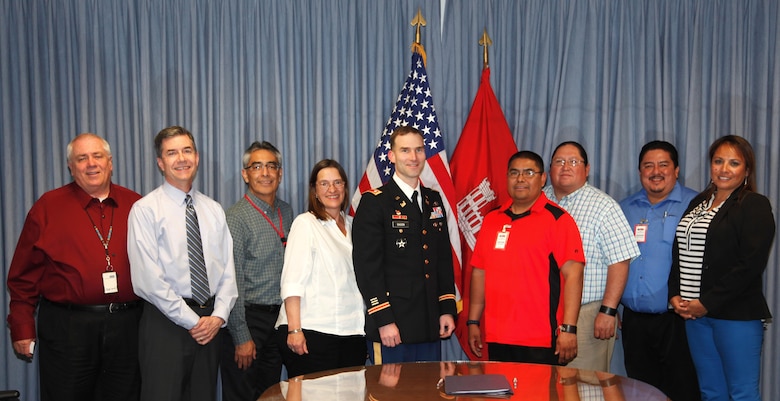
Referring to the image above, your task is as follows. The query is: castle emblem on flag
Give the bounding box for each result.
[456,177,496,248]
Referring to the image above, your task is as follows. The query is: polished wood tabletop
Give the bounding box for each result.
[258,361,670,401]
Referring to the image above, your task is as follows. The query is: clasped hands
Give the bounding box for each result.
[189,316,224,346]
[670,296,708,319]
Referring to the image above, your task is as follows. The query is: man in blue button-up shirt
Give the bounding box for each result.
[619,141,700,401]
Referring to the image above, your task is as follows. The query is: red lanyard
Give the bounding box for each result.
[244,194,287,246]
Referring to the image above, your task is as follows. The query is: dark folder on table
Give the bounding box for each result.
[444,374,514,397]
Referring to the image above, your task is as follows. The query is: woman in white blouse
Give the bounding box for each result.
[275,159,366,377]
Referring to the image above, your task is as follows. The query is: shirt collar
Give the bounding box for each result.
[162,180,193,207]
[244,190,275,212]
[69,181,117,208]
[546,182,588,204]
[631,181,685,207]
[318,211,350,225]
[500,192,549,220]
[664,181,686,203]
[392,174,420,201]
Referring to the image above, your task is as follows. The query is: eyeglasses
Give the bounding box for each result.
[508,169,543,179]
[244,162,280,172]
[551,159,585,167]
[316,180,345,189]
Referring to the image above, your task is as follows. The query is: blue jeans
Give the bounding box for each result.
[686,317,764,401]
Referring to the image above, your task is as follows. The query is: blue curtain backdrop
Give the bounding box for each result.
[2,1,779,399]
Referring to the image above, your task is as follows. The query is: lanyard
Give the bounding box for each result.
[84,200,115,271]
[244,194,287,246]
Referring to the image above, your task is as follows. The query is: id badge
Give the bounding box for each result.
[634,224,648,243]
[495,231,510,250]
[102,271,119,294]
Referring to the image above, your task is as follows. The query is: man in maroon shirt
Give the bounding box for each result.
[6,133,142,401]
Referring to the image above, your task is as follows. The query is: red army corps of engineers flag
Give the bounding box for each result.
[450,67,519,360]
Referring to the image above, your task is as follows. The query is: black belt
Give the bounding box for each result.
[624,306,674,316]
[44,298,142,314]
[245,303,281,313]
[184,296,215,309]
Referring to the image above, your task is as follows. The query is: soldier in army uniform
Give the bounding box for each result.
[352,126,457,364]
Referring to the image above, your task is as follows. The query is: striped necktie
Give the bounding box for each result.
[185,195,210,305]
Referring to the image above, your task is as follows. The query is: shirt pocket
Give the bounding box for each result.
[662,218,678,246]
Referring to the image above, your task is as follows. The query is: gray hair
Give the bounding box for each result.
[242,141,282,168]
[66,133,112,162]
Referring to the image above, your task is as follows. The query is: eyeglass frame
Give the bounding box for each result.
[507,169,544,179]
[551,159,586,168]
[315,179,346,189]
[243,161,281,172]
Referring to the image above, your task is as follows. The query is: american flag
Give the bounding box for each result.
[351,46,463,300]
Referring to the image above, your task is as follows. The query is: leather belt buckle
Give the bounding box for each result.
[185,297,214,309]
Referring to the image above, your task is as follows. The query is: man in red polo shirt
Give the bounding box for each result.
[7,133,142,401]
[467,150,585,365]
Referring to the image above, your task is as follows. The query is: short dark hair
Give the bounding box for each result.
[551,141,588,166]
[308,159,350,221]
[638,140,679,169]
[154,126,196,158]
[242,141,282,168]
[389,126,424,149]
[508,150,545,172]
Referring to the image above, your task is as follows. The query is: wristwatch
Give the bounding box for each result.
[599,305,618,316]
[558,324,577,334]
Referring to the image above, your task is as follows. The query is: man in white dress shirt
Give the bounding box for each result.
[128,125,237,401]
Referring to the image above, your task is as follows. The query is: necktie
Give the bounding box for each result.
[185,195,210,305]
[411,190,421,214]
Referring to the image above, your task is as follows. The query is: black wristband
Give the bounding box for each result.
[558,324,577,334]
[599,305,618,316]
[466,320,480,326]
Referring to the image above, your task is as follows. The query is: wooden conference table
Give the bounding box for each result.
[258,361,670,401]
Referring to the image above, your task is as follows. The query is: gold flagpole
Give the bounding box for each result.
[479,28,493,70]
[410,8,428,67]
